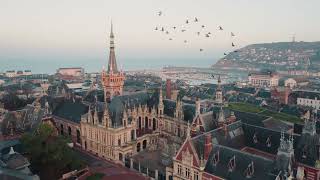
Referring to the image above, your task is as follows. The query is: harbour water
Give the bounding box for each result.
[0,58,217,74]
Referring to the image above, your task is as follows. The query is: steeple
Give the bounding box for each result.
[217,75,221,90]
[215,75,223,104]
[107,21,118,74]
[101,21,125,102]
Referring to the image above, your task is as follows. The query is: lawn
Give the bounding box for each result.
[228,102,264,113]
[229,102,303,124]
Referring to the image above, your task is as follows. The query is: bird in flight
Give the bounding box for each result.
[201,25,205,28]
[218,26,223,30]
[208,32,211,35]
[169,38,173,40]
[224,53,227,56]
[186,19,189,24]
[205,34,210,38]
[194,17,198,22]
[231,32,235,37]
[234,50,238,53]
[200,49,203,52]
[232,42,235,47]
[181,29,186,32]
[161,27,164,31]
[173,26,177,30]
[184,40,188,43]
[158,11,162,16]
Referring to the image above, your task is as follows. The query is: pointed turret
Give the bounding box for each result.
[87,105,92,123]
[103,103,110,127]
[158,86,164,117]
[93,106,99,125]
[215,75,223,104]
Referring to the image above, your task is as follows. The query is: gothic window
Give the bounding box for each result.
[60,124,64,135]
[152,118,156,130]
[143,140,147,149]
[131,130,135,140]
[145,117,148,129]
[68,126,72,136]
[193,171,199,180]
[137,143,141,152]
[138,117,142,129]
[177,164,182,175]
[119,153,123,161]
[185,168,190,178]
[76,130,80,143]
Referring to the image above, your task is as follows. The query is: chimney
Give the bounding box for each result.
[204,133,212,160]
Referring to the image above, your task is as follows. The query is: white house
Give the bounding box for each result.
[297,97,320,112]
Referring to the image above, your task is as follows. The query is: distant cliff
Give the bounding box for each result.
[212,41,320,71]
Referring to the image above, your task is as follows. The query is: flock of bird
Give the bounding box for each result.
[154,11,240,56]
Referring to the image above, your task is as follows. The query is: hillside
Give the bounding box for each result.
[212,41,320,71]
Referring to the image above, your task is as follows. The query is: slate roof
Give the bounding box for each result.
[205,145,275,180]
[87,90,159,127]
[292,90,320,100]
[184,119,320,180]
[163,99,195,122]
[52,100,88,123]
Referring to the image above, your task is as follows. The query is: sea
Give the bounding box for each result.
[0,58,217,74]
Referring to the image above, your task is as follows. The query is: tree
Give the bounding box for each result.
[21,123,85,180]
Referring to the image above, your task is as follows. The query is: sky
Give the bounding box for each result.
[0,0,319,73]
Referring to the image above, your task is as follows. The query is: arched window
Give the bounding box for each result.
[143,140,147,149]
[138,117,142,129]
[137,143,141,152]
[76,130,81,143]
[145,117,148,129]
[153,118,156,130]
[131,130,135,140]
[68,126,72,136]
[119,153,123,161]
[60,124,64,135]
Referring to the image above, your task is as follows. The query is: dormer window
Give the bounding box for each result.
[213,151,220,166]
[266,136,271,147]
[253,133,258,144]
[245,161,254,178]
[228,156,236,172]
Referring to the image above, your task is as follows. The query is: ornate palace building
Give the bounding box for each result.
[49,23,209,165]
[45,23,320,180]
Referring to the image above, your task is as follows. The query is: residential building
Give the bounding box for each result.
[248,71,279,88]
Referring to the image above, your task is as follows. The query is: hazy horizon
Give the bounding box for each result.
[1,0,320,73]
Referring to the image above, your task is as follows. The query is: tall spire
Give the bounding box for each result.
[107,21,118,73]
